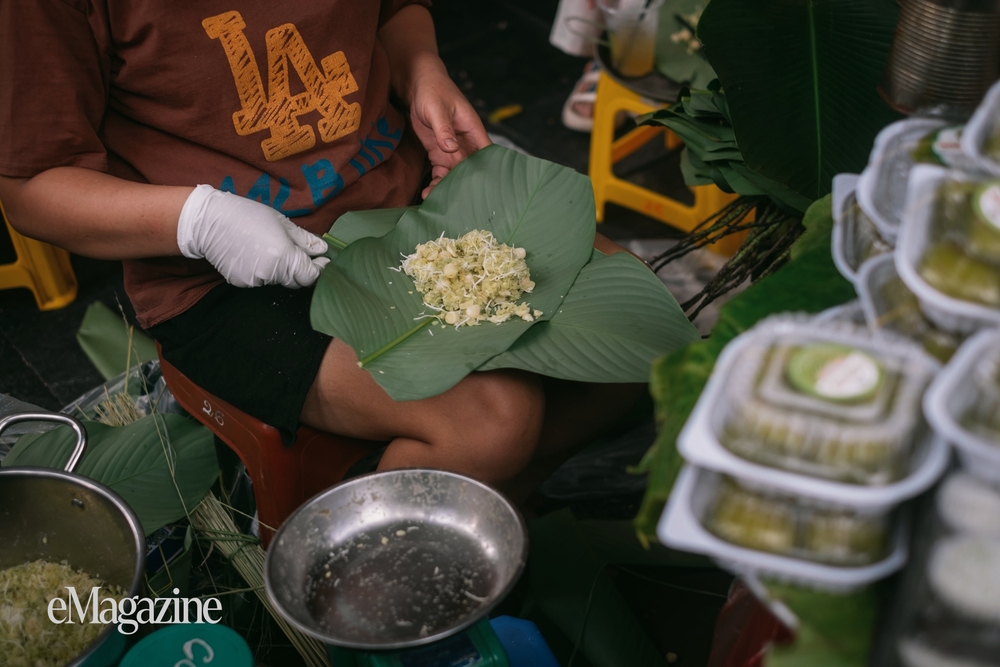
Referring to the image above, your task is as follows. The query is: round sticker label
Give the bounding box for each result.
[814,351,881,400]
[932,126,963,166]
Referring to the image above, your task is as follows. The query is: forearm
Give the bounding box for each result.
[377,4,448,105]
[0,168,190,260]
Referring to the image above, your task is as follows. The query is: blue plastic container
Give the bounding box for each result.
[489,616,560,667]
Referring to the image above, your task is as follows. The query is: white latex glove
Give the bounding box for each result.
[177,184,329,288]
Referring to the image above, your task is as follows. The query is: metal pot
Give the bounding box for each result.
[0,413,146,667]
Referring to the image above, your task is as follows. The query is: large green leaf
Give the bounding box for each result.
[763,581,877,667]
[76,301,158,381]
[3,415,218,535]
[481,251,700,381]
[634,198,856,540]
[311,145,596,401]
[697,0,901,201]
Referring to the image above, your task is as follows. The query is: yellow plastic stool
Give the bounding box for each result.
[0,201,77,310]
[588,70,744,257]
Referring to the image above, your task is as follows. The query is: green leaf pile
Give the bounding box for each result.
[311,145,700,401]
[3,414,218,536]
[640,83,812,213]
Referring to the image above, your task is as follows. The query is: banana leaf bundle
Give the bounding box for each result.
[310,145,700,401]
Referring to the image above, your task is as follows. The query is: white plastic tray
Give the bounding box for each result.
[677,317,948,509]
[830,173,890,287]
[961,78,1000,178]
[832,173,862,284]
[657,465,909,592]
[857,118,947,245]
[813,300,866,326]
[924,329,1000,483]
[856,254,896,335]
[895,164,1000,334]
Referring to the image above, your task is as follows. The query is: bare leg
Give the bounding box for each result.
[300,339,545,486]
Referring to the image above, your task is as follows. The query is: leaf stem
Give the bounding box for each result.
[359,318,435,367]
[323,233,348,250]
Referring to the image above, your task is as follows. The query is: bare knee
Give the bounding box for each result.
[444,370,545,483]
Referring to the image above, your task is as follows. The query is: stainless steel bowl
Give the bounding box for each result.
[264,469,528,650]
[0,413,145,667]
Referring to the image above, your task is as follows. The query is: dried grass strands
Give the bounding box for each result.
[190,495,331,667]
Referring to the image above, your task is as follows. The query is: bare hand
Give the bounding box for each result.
[408,69,491,199]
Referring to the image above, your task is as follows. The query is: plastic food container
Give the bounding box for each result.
[936,472,1000,538]
[924,329,1000,482]
[813,300,866,326]
[857,255,963,362]
[910,124,978,173]
[658,465,908,591]
[897,535,1000,667]
[858,118,950,244]
[895,165,1000,334]
[961,78,1000,178]
[679,315,946,502]
[831,173,892,284]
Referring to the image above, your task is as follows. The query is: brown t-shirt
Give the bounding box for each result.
[0,0,429,327]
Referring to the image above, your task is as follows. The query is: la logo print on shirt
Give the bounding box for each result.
[203,11,363,162]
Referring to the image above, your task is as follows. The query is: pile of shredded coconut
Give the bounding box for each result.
[399,230,542,328]
[0,560,126,667]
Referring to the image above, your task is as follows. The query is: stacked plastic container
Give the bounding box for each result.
[658,314,947,590]
[896,469,1000,667]
[659,79,1000,601]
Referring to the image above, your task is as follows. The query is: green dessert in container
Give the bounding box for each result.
[865,257,962,362]
[784,344,884,404]
[911,125,966,168]
[959,342,1000,443]
[720,330,931,485]
[705,477,889,565]
[918,180,1000,309]
[988,128,1000,162]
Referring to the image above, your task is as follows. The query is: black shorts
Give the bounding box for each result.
[149,283,331,446]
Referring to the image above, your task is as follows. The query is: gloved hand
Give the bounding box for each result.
[176,184,329,288]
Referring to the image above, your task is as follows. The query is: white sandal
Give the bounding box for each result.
[561,61,601,132]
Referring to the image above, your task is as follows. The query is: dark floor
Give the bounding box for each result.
[1,1,729,665]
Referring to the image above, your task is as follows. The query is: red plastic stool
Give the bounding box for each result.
[157,344,377,547]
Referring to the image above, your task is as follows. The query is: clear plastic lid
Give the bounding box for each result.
[962,340,1000,443]
[936,472,1000,538]
[917,176,1000,309]
[961,78,1000,178]
[924,329,1000,482]
[701,474,891,566]
[716,316,937,485]
[832,174,892,284]
[896,165,1000,334]
[858,118,950,243]
[916,537,1000,651]
[896,477,1000,666]
[857,255,963,363]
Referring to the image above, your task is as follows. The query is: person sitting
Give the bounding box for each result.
[0,0,644,501]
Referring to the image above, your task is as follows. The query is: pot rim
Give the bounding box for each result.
[0,466,147,666]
